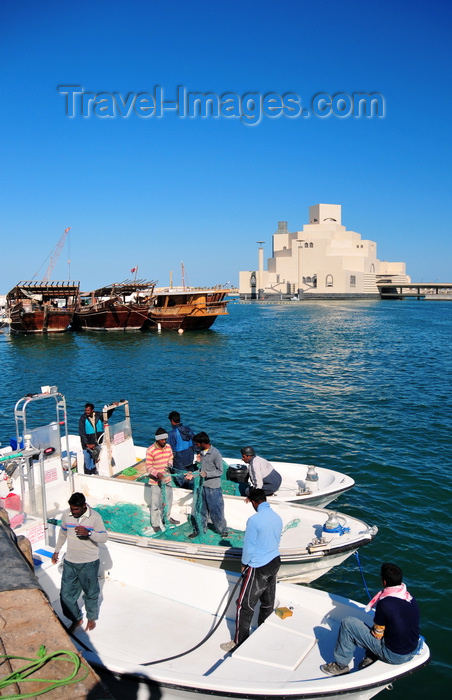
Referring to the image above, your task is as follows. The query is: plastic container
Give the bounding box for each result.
[9,437,24,450]
[226,464,249,483]
[0,493,22,511]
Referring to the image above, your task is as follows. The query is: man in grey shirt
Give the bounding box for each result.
[52,492,108,632]
[187,432,228,539]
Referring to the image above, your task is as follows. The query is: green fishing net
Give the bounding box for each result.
[48,501,299,548]
[47,461,269,548]
[115,459,243,496]
[109,458,247,545]
[92,476,245,548]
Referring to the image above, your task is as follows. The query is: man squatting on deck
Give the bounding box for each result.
[51,492,108,632]
[221,488,283,653]
[78,401,118,475]
[146,427,180,533]
[186,432,228,538]
[240,446,282,496]
[321,562,421,675]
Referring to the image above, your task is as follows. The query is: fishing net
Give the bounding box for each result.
[115,459,244,496]
[282,518,300,534]
[48,501,299,548]
[109,458,247,545]
[47,461,255,548]
[93,480,245,548]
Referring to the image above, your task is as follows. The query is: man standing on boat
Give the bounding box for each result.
[220,488,282,653]
[78,402,118,475]
[321,562,421,675]
[186,432,228,539]
[167,411,195,488]
[51,492,107,632]
[145,428,180,533]
[240,447,282,496]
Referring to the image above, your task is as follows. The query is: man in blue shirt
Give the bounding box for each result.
[321,562,421,676]
[167,411,195,488]
[220,488,282,652]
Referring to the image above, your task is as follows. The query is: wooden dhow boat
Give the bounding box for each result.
[146,287,229,330]
[72,279,156,331]
[6,281,79,333]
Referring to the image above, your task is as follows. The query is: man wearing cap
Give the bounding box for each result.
[146,428,180,533]
[240,447,282,496]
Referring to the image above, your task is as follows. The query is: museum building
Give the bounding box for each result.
[239,204,410,299]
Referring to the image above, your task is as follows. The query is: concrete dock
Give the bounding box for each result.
[0,512,112,699]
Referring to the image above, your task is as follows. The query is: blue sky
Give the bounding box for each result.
[1,0,451,291]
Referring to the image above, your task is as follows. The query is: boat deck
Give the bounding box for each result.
[43,566,333,684]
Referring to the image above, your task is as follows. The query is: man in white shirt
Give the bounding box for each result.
[52,492,108,632]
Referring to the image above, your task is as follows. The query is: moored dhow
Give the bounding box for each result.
[6,280,80,333]
[146,287,229,330]
[72,279,156,331]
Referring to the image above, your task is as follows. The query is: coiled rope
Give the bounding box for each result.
[0,645,88,699]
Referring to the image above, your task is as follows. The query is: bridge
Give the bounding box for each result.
[377,282,452,299]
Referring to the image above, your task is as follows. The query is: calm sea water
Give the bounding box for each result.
[1,299,450,697]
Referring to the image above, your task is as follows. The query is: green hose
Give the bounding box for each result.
[0,644,89,699]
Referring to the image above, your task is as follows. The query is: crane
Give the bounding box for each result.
[42,227,71,281]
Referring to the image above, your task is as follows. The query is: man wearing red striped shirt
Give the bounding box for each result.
[146,428,180,533]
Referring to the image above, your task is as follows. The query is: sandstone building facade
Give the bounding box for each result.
[239,204,410,299]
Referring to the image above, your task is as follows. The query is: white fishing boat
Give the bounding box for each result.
[32,539,430,700]
[71,398,355,507]
[221,457,354,507]
[56,471,376,583]
[0,390,375,584]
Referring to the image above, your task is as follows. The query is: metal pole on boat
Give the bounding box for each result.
[38,448,49,545]
[102,404,114,477]
[58,392,74,492]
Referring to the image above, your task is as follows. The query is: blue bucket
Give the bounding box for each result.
[10,437,24,450]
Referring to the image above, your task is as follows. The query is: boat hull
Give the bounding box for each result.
[9,304,74,333]
[221,458,355,508]
[147,311,219,330]
[73,303,151,331]
[57,472,376,584]
[103,529,366,583]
